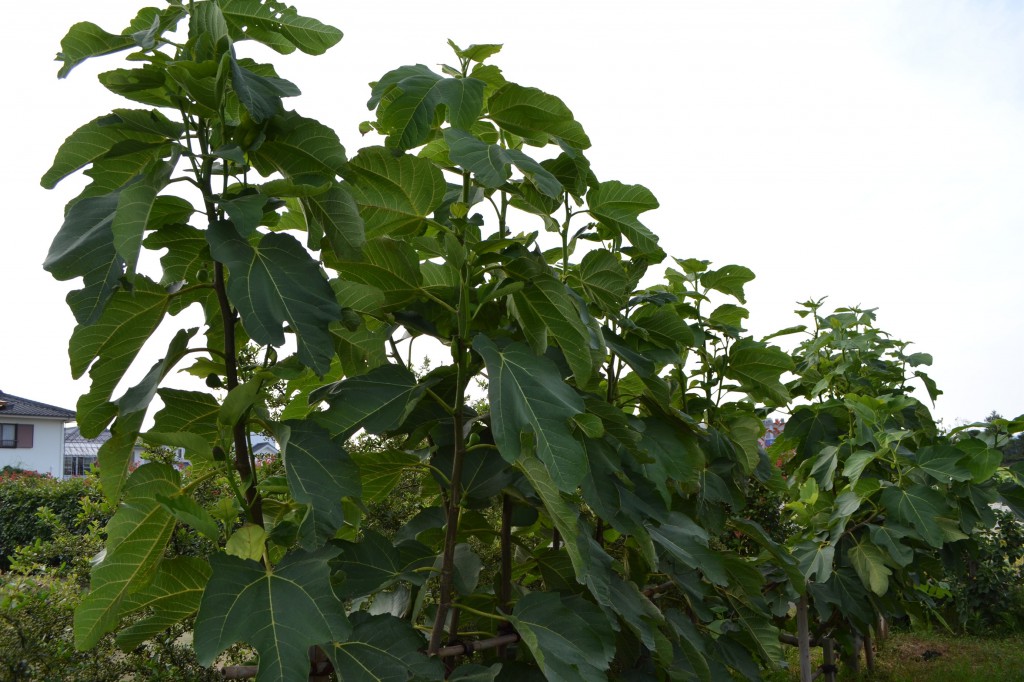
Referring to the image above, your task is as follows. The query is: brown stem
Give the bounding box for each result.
[213,262,263,527]
[428,344,468,654]
[498,493,514,660]
[500,494,513,612]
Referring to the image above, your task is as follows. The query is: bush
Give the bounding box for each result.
[946,508,1024,634]
[0,469,107,570]
[0,571,223,682]
[0,492,226,681]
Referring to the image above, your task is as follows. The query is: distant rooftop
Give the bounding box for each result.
[64,426,111,456]
[0,390,75,420]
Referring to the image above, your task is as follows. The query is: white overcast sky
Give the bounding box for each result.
[2,1,1022,428]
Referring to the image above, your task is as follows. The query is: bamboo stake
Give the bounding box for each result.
[797,594,812,682]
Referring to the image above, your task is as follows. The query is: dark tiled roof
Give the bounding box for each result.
[0,391,75,420]
[64,427,111,456]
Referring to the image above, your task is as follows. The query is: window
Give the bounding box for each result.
[64,455,97,477]
[0,424,34,448]
[0,424,14,448]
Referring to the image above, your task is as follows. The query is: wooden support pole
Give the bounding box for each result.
[822,637,836,682]
[844,635,862,675]
[797,594,812,682]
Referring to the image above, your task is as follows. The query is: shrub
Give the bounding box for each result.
[945,508,1024,634]
[0,491,226,681]
[0,471,107,570]
[0,571,223,682]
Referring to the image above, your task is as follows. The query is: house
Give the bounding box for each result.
[0,390,76,478]
[63,427,150,477]
[64,428,279,477]
[760,418,786,449]
[250,433,280,459]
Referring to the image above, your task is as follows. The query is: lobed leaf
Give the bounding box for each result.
[207,224,341,375]
[220,0,344,55]
[117,557,211,650]
[280,419,361,549]
[74,464,180,649]
[195,549,351,682]
[586,181,662,260]
[474,336,588,491]
[508,592,615,682]
[328,612,443,682]
[488,83,591,150]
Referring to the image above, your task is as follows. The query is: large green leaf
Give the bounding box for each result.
[230,54,300,123]
[57,22,135,78]
[206,224,341,375]
[97,328,196,500]
[848,537,892,596]
[574,249,631,314]
[793,539,835,583]
[143,222,208,287]
[473,336,587,491]
[219,0,343,55]
[346,147,446,238]
[444,129,562,198]
[41,110,178,189]
[116,557,211,650]
[313,364,428,438]
[351,448,420,503]
[602,328,671,405]
[488,83,591,149]
[700,264,756,304]
[281,419,361,549]
[69,277,169,435]
[249,111,348,183]
[647,512,729,586]
[332,531,435,599]
[724,338,793,405]
[959,438,1003,483]
[729,517,806,592]
[505,256,598,386]
[631,304,695,350]
[44,192,124,325]
[372,66,485,149]
[667,612,713,682]
[112,161,175,278]
[516,454,586,578]
[867,524,914,567]
[578,533,663,649]
[195,549,351,682]
[508,593,615,682]
[586,181,662,260]
[444,128,510,187]
[145,389,221,460]
[74,464,180,649]
[302,183,365,258]
[329,237,424,310]
[56,7,182,78]
[915,444,973,484]
[638,415,704,502]
[328,612,443,682]
[879,485,948,547]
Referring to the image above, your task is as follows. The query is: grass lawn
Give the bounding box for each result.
[767,630,1024,681]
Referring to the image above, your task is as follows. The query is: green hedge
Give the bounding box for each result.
[0,469,106,570]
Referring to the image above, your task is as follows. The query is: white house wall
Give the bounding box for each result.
[0,417,65,477]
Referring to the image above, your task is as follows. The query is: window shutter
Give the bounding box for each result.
[16,424,33,448]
